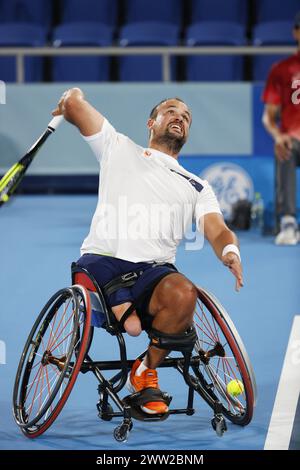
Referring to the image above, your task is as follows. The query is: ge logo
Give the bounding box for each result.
[291,79,300,105]
[201,163,254,220]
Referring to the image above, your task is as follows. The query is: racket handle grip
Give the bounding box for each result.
[48,115,64,131]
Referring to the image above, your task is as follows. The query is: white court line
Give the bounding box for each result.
[264,315,300,450]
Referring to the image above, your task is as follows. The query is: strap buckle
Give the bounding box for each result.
[121,272,138,282]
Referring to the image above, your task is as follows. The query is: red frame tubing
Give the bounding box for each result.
[23,287,92,438]
[196,287,254,426]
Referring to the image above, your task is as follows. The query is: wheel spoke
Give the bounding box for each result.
[49,308,75,352]
[50,329,74,355]
[206,363,233,409]
[197,301,219,342]
[211,315,221,343]
[222,358,246,401]
[26,364,44,419]
[37,368,46,415]
[194,320,217,344]
[44,364,54,415]
[197,337,216,348]
[25,363,43,402]
[48,298,72,350]
[209,362,244,412]
[45,308,59,352]
[40,371,60,417]
[195,312,219,344]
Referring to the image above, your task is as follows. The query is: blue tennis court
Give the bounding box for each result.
[0,195,299,450]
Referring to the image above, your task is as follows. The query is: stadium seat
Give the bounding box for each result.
[0,0,52,28]
[255,0,300,23]
[185,22,246,81]
[118,22,179,81]
[190,0,247,26]
[52,22,113,82]
[0,23,46,82]
[124,0,182,26]
[60,0,118,27]
[252,21,295,81]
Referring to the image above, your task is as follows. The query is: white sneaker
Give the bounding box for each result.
[275,216,299,245]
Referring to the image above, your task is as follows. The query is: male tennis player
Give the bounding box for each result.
[53,88,243,415]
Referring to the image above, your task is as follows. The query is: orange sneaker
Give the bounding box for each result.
[126,359,169,415]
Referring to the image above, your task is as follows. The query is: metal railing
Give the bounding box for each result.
[0,46,296,83]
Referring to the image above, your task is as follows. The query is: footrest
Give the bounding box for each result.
[123,388,172,422]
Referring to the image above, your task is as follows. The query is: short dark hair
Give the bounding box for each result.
[149,97,187,119]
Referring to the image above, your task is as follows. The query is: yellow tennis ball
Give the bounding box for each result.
[227,380,244,397]
[2,194,9,202]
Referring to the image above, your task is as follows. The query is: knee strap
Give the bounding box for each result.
[147,325,197,353]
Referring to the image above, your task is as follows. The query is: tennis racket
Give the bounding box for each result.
[0,115,64,207]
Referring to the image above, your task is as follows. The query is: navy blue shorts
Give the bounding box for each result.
[77,254,178,318]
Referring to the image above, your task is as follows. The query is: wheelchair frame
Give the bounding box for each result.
[13,262,257,443]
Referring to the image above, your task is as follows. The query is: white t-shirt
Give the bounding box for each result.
[80,119,221,263]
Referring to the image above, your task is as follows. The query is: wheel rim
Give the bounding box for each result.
[193,291,254,424]
[13,287,91,433]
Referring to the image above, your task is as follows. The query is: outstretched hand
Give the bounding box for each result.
[222,252,244,292]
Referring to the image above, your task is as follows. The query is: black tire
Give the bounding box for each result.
[191,287,257,426]
[13,285,91,438]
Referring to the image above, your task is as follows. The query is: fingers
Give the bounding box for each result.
[52,91,70,117]
[275,136,293,161]
[278,150,290,161]
[52,108,60,116]
[235,274,244,292]
[275,144,289,161]
[222,254,244,292]
[227,263,244,291]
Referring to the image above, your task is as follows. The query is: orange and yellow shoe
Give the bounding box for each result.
[126,359,169,415]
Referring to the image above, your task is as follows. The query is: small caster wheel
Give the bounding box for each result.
[97,402,113,421]
[211,416,227,437]
[113,422,133,443]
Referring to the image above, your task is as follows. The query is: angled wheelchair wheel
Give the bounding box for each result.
[192,287,257,426]
[13,285,91,438]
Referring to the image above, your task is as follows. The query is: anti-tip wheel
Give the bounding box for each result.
[211,416,227,437]
[113,423,132,443]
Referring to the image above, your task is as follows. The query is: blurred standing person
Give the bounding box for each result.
[262,12,300,245]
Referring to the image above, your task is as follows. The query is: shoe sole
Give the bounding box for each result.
[126,375,168,415]
[275,239,298,245]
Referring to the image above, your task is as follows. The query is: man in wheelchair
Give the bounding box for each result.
[52,89,243,416]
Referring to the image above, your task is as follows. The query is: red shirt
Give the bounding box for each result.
[262,52,300,139]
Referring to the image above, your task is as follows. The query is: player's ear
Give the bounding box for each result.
[147,118,154,131]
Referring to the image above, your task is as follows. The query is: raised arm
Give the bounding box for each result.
[204,212,243,292]
[52,87,104,137]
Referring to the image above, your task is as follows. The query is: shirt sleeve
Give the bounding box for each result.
[194,182,222,231]
[81,118,118,163]
[262,63,282,105]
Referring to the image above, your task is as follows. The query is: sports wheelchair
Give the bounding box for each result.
[13,263,257,443]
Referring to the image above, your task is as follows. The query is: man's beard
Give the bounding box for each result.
[154,129,186,154]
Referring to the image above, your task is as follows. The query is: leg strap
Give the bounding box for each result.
[115,270,178,331]
[147,325,197,353]
[117,303,137,330]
